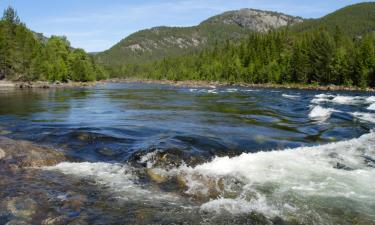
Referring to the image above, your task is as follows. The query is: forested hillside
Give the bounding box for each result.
[292,2,375,36]
[0,7,107,82]
[105,2,375,88]
[115,28,375,87]
[95,9,301,66]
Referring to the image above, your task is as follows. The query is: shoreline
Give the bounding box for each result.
[0,80,101,89]
[106,78,375,92]
[1,79,375,92]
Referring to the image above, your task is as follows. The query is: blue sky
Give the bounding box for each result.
[0,0,368,52]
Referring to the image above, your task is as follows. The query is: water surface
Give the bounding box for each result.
[0,83,374,224]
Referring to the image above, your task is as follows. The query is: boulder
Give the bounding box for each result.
[0,137,66,169]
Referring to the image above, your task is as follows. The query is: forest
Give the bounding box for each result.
[108,27,375,88]
[0,7,107,82]
[1,4,374,88]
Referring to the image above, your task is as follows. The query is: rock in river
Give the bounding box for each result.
[0,137,66,169]
[0,147,5,160]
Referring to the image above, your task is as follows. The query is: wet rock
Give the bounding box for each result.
[362,155,375,168]
[248,212,272,225]
[6,197,37,219]
[334,163,354,171]
[5,220,29,225]
[328,152,340,159]
[60,192,87,220]
[131,148,206,169]
[146,169,167,184]
[0,129,11,135]
[0,137,66,169]
[0,147,5,159]
[135,209,154,222]
[42,216,69,225]
[77,133,91,142]
[96,147,119,157]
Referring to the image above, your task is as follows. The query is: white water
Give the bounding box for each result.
[352,112,375,123]
[178,132,375,222]
[45,162,178,202]
[309,105,335,121]
[311,94,375,106]
[46,132,375,223]
[282,94,300,99]
[43,91,375,223]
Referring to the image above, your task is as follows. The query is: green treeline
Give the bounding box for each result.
[109,28,375,88]
[0,7,107,82]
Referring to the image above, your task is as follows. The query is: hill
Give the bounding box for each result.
[95,9,302,66]
[106,3,375,88]
[292,2,375,36]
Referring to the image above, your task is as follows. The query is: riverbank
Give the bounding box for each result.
[107,78,375,92]
[2,78,375,92]
[0,80,101,89]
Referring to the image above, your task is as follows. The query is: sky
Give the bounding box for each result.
[0,0,369,52]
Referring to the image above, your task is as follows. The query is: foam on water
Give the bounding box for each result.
[368,103,375,111]
[45,162,178,201]
[282,94,300,99]
[311,94,375,106]
[225,88,238,93]
[352,112,375,123]
[200,196,280,216]
[367,96,375,103]
[189,89,218,94]
[46,132,375,223]
[311,94,335,104]
[308,105,335,122]
[332,96,363,104]
[163,132,375,222]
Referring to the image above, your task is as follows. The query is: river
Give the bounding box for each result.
[0,83,374,224]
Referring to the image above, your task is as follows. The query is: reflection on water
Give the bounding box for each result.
[0,83,374,224]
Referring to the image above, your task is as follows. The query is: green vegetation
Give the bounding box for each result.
[0,7,107,82]
[292,2,375,37]
[112,28,375,88]
[1,2,375,88]
[96,25,253,66]
[103,2,375,88]
[95,10,301,66]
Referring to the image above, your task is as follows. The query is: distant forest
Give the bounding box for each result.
[0,4,374,88]
[111,28,375,88]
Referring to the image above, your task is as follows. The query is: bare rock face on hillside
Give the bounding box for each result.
[95,8,303,65]
[202,9,303,32]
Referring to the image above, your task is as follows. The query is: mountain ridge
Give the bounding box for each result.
[95,8,302,66]
[291,2,375,36]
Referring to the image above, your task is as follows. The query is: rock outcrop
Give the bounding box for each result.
[95,9,303,65]
[202,8,303,32]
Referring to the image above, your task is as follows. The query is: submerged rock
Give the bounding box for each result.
[0,147,5,159]
[0,137,66,169]
[5,220,30,225]
[42,216,69,225]
[6,197,37,219]
[96,147,120,157]
[146,168,167,184]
